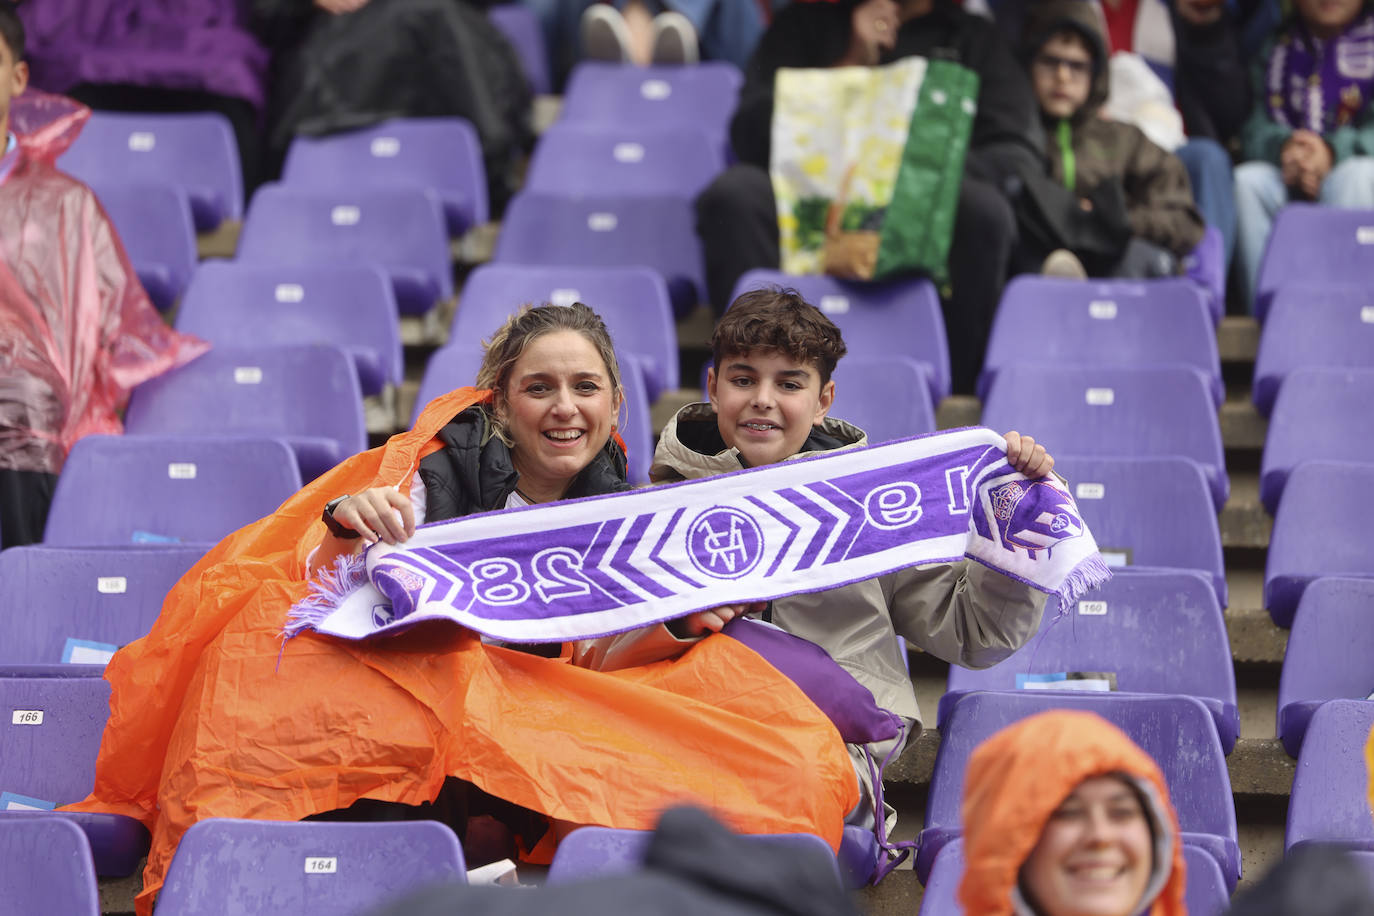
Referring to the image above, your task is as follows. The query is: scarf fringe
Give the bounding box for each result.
[1054,554,1113,611]
[284,551,368,639]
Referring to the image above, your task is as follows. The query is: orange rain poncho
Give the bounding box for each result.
[66,388,859,915]
[959,710,1187,916]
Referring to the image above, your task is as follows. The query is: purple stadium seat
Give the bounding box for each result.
[1255,204,1374,320]
[1261,369,1374,514]
[938,568,1238,752]
[0,676,149,876]
[123,345,366,482]
[59,110,242,231]
[559,61,742,157]
[0,817,100,915]
[981,365,1229,511]
[525,123,725,198]
[175,261,402,397]
[281,118,488,236]
[731,269,951,406]
[1286,699,1374,853]
[1183,224,1226,323]
[980,276,1221,406]
[236,184,452,316]
[0,546,204,668]
[1048,456,1226,606]
[43,435,302,548]
[546,825,843,887]
[454,264,678,401]
[829,356,936,444]
[1253,285,1374,416]
[88,181,198,312]
[494,191,705,318]
[917,838,1229,916]
[1264,461,1374,627]
[155,818,467,916]
[918,691,1240,890]
[488,3,552,94]
[412,343,654,485]
[1277,578,1374,757]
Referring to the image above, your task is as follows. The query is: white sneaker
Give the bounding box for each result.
[582,4,633,63]
[651,10,699,65]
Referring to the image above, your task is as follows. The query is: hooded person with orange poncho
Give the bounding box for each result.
[65,303,860,916]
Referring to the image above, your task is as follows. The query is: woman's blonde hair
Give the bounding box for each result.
[477,302,624,446]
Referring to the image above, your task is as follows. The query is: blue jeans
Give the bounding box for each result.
[1233,156,1374,311]
[1176,138,1237,268]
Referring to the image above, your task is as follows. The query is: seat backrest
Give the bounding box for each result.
[982,276,1220,405]
[942,568,1236,748]
[732,269,951,405]
[1253,285,1374,416]
[488,3,552,94]
[1256,204,1374,319]
[559,61,742,153]
[59,110,242,230]
[829,356,936,444]
[525,123,725,198]
[981,365,1228,510]
[1049,456,1226,606]
[0,676,111,806]
[44,435,302,547]
[155,818,466,916]
[176,260,402,395]
[494,191,704,317]
[1264,461,1374,626]
[1278,578,1374,758]
[454,263,678,399]
[0,545,204,666]
[0,817,100,915]
[1261,368,1374,513]
[89,181,198,311]
[281,118,488,233]
[1286,699,1374,851]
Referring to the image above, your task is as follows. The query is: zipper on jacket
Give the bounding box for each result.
[1057,119,1076,192]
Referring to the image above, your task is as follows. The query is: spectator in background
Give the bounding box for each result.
[695,0,1044,396]
[579,0,765,67]
[1013,0,1204,279]
[1234,0,1374,311]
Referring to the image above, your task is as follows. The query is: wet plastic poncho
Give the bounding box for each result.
[0,91,208,473]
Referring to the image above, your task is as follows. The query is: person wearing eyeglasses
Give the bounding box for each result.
[1009,0,1204,281]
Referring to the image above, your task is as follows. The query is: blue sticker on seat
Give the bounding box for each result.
[61,638,120,665]
[0,792,57,811]
[132,530,181,544]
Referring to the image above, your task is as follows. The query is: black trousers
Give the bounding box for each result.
[0,468,59,549]
[695,163,1015,395]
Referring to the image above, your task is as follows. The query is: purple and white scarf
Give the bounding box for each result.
[1267,10,1374,133]
[285,427,1111,644]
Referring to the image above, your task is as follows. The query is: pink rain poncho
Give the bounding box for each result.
[0,91,208,475]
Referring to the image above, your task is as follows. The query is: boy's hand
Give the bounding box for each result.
[670,603,766,638]
[1003,431,1055,479]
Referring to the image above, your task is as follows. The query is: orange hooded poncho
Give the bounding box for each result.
[959,710,1187,916]
[65,388,859,915]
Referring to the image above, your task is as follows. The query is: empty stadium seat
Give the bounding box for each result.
[1261,369,1374,513]
[939,568,1238,752]
[60,110,242,231]
[89,181,198,312]
[123,345,366,482]
[43,435,302,548]
[731,269,951,406]
[1285,699,1374,853]
[281,118,488,235]
[1253,285,1374,416]
[981,365,1229,511]
[488,3,552,94]
[1255,204,1374,320]
[495,191,705,318]
[1277,578,1374,757]
[1182,224,1226,323]
[1264,461,1374,626]
[980,276,1222,406]
[917,838,1229,916]
[454,263,678,401]
[175,261,402,397]
[559,61,742,155]
[829,356,936,444]
[525,123,725,198]
[0,817,101,915]
[0,545,204,668]
[237,184,452,316]
[155,818,467,916]
[918,691,1240,889]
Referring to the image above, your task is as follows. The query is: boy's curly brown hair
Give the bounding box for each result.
[711,287,848,385]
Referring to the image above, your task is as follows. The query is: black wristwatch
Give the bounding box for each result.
[322,495,361,539]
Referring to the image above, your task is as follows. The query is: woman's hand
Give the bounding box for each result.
[1003,431,1055,479]
[329,487,415,545]
[670,602,766,638]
